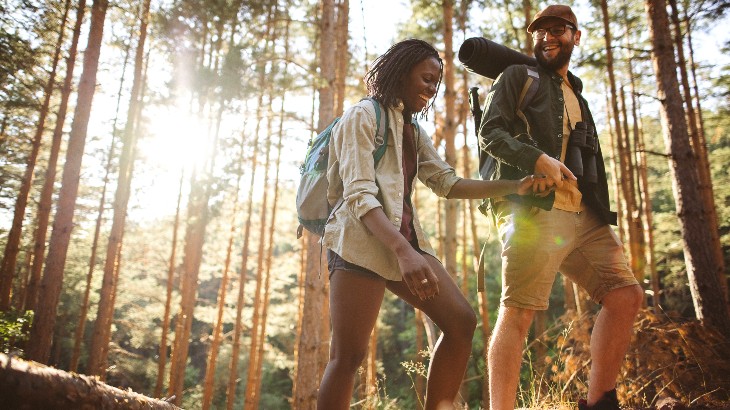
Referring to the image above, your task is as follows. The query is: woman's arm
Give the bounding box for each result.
[360,208,439,301]
[446,175,536,199]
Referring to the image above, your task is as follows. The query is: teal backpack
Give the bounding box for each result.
[296,97,389,238]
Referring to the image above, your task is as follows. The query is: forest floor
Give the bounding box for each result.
[530,309,730,410]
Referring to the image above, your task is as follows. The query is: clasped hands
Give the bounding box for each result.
[517,153,577,196]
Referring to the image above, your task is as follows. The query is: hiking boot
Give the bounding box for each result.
[577,389,620,410]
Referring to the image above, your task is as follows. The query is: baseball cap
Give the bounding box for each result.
[527,5,578,33]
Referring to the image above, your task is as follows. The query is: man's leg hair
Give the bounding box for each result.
[488,305,536,410]
[585,284,643,406]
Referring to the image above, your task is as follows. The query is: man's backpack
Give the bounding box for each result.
[296,97,389,238]
[476,65,540,182]
[470,64,540,292]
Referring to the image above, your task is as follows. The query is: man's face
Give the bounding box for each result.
[532,18,580,72]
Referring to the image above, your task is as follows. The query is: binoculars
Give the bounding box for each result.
[565,122,598,183]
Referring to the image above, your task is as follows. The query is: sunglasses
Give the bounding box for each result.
[531,24,575,40]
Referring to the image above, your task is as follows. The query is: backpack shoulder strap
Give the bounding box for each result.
[363,97,389,163]
[412,119,420,143]
[515,65,540,135]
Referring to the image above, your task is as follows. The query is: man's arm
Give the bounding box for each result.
[479,65,574,190]
[479,65,544,174]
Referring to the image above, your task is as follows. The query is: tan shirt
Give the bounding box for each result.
[324,99,461,281]
[553,80,584,212]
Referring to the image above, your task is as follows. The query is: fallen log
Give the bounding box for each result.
[0,353,180,409]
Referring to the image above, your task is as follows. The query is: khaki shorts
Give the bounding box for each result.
[494,202,638,310]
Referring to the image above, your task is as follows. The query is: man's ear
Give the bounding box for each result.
[574,29,582,46]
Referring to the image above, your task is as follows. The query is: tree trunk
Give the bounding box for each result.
[86,0,151,376]
[644,0,730,337]
[563,276,577,310]
[168,114,222,404]
[291,241,307,409]
[167,25,229,410]
[442,0,459,280]
[24,0,87,314]
[458,109,470,404]
[224,9,275,410]
[334,0,349,116]
[198,10,245,408]
[684,9,727,311]
[522,0,534,54]
[533,311,547,372]
[14,248,32,311]
[243,96,276,410]
[168,175,207,404]
[460,201,468,294]
[636,125,660,309]
[294,232,328,410]
[620,85,647,284]
[669,0,727,304]
[599,0,643,281]
[68,121,114,373]
[0,354,179,409]
[604,92,625,243]
[68,22,133,375]
[0,0,71,310]
[26,0,110,364]
[366,325,378,398]
[294,1,336,407]
[224,151,258,410]
[201,137,245,410]
[623,10,659,310]
[153,170,184,398]
[252,70,289,409]
[415,308,426,404]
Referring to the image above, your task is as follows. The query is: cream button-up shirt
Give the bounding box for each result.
[324,99,461,281]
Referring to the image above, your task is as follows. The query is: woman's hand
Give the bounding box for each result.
[360,208,438,300]
[516,175,535,195]
[396,247,439,300]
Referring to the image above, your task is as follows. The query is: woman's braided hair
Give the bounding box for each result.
[364,38,443,119]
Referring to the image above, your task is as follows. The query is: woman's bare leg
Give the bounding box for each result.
[387,255,477,410]
[317,270,386,410]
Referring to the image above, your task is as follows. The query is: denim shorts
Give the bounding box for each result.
[327,239,426,280]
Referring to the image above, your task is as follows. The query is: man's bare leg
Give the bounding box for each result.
[586,285,643,405]
[488,306,536,410]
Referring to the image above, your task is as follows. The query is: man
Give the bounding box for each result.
[478,5,644,410]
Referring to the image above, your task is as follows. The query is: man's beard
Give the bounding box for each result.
[535,40,574,71]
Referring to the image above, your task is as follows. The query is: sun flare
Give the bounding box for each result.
[129,104,213,220]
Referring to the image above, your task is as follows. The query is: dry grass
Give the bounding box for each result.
[526,309,730,409]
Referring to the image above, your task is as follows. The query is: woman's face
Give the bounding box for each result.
[400,56,440,113]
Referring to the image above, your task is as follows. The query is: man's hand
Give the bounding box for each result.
[533,153,576,194]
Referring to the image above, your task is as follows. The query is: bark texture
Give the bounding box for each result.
[0,354,179,409]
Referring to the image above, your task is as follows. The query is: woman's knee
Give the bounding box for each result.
[329,345,368,372]
[440,302,477,341]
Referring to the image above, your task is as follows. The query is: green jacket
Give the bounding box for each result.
[478,64,617,225]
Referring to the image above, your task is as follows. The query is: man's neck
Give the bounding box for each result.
[556,64,570,81]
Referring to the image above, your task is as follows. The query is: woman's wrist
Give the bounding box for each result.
[392,237,415,257]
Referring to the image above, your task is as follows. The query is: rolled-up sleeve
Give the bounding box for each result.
[415,124,462,197]
[331,106,383,219]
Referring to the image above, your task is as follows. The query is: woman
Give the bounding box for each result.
[319,38,536,410]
